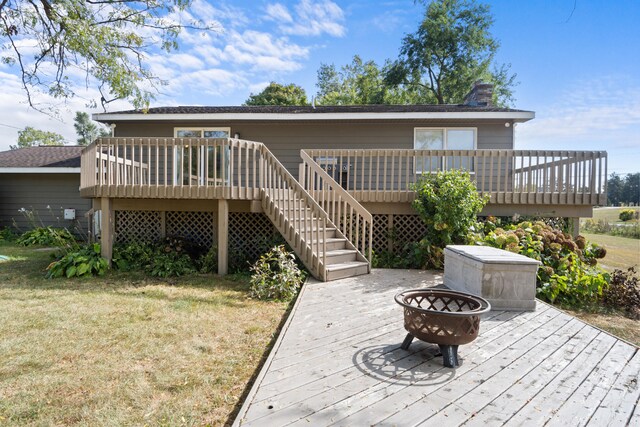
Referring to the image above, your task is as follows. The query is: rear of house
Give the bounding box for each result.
[82,85,607,280]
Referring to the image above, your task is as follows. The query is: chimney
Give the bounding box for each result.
[463,81,494,106]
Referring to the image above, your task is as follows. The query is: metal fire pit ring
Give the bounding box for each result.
[395,288,491,368]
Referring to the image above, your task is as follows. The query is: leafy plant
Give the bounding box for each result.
[199,244,218,273]
[410,169,488,268]
[469,219,611,307]
[148,252,195,278]
[603,268,640,319]
[17,226,76,247]
[250,245,305,301]
[582,219,640,239]
[112,242,156,271]
[46,243,108,278]
[619,209,636,222]
[0,227,16,241]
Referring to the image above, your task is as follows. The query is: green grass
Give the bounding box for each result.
[0,242,289,426]
[587,206,640,225]
[582,232,640,272]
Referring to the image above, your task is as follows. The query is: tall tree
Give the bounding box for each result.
[10,126,65,149]
[244,82,309,106]
[622,173,640,206]
[316,56,421,105]
[0,0,216,112]
[74,112,110,146]
[607,173,623,206]
[386,0,517,106]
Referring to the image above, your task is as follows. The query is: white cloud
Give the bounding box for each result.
[517,76,640,147]
[266,0,346,37]
[266,3,294,23]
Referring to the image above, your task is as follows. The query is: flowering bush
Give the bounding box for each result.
[469,218,609,307]
[250,245,305,301]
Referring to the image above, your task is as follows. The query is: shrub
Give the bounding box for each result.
[603,268,640,319]
[112,242,156,271]
[469,220,610,307]
[199,245,218,273]
[619,209,636,222]
[0,227,16,241]
[410,169,488,268]
[250,245,305,301]
[46,243,109,278]
[582,219,640,239]
[148,251,195,278]
[17,226,76,247]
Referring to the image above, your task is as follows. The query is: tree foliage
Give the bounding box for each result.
[386,0,516,106]
[316,55,422,105]
[607,172,639,206]
[74,112,109,145]
[10,126,65,149]
[0,0,216,112]
[244,82,309,106]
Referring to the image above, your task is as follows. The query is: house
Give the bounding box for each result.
[0,146,91,233]
[83,83,607,281]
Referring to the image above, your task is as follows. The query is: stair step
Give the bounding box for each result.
[323,249,357,264]
[310,237,348,251]
[324,261,370,281]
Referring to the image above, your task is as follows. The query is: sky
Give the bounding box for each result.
[0,0,638,175]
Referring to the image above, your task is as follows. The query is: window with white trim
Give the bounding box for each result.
[174,127,230,185]
[414,127,477,173]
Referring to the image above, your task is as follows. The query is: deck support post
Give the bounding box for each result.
[100,197,114,265]
[218,199,229,275]
[570,217,580,237]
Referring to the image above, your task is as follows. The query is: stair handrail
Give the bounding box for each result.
[300,150,373,263]
[259,144,340,280]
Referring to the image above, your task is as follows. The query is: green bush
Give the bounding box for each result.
[603,268,640,319]
[0,227,16,241]
[619,209,636,222]
[148,251,195,278]
[249,245,305,301]
[17,226,76,247]
[112,242,156,271]
[410,169,487,268]
[46,243,109,278]
[199,245,218,273]
[469,220,611,307]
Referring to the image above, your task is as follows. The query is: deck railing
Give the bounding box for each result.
[300,150,373,262]
[302,149,608,205]
[81,137,262,199]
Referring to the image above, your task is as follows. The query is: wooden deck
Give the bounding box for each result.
[234,269,639,426]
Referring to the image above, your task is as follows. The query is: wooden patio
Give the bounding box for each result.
[234,270,639,426]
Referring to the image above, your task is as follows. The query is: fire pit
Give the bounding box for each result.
[395,288,491,368]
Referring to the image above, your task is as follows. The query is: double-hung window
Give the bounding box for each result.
[414,127,476,173]
[174,127,230,185]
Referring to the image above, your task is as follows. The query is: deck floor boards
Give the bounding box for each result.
[234,269,639,426]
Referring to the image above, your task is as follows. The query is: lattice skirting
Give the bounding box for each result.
[114,210,215,247]
[372,214,428,255]
[228,212,282,264]
[114,210,280,265]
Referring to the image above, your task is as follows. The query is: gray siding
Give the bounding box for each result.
[113,120,514,177]
[0,173,91,233]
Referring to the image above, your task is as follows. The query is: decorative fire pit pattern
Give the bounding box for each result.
[395,288,491,368]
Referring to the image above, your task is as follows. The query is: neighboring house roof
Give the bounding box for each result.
[0,146,83,173]
[94,104,535,123]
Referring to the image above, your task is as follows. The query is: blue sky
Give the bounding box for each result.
[0,0,638,174]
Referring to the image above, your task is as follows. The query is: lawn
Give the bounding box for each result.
[587,206,640,224]
[581,232,640,272]
[0,242,289,426]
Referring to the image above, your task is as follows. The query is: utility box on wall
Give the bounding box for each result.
[64,208,76,220]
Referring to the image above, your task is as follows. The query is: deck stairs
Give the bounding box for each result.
[260,146,371,281]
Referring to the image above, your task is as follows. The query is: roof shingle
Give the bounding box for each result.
[0,146,84,168]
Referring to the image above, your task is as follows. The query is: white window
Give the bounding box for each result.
[414,127,476,173]
[173,127,230,185]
